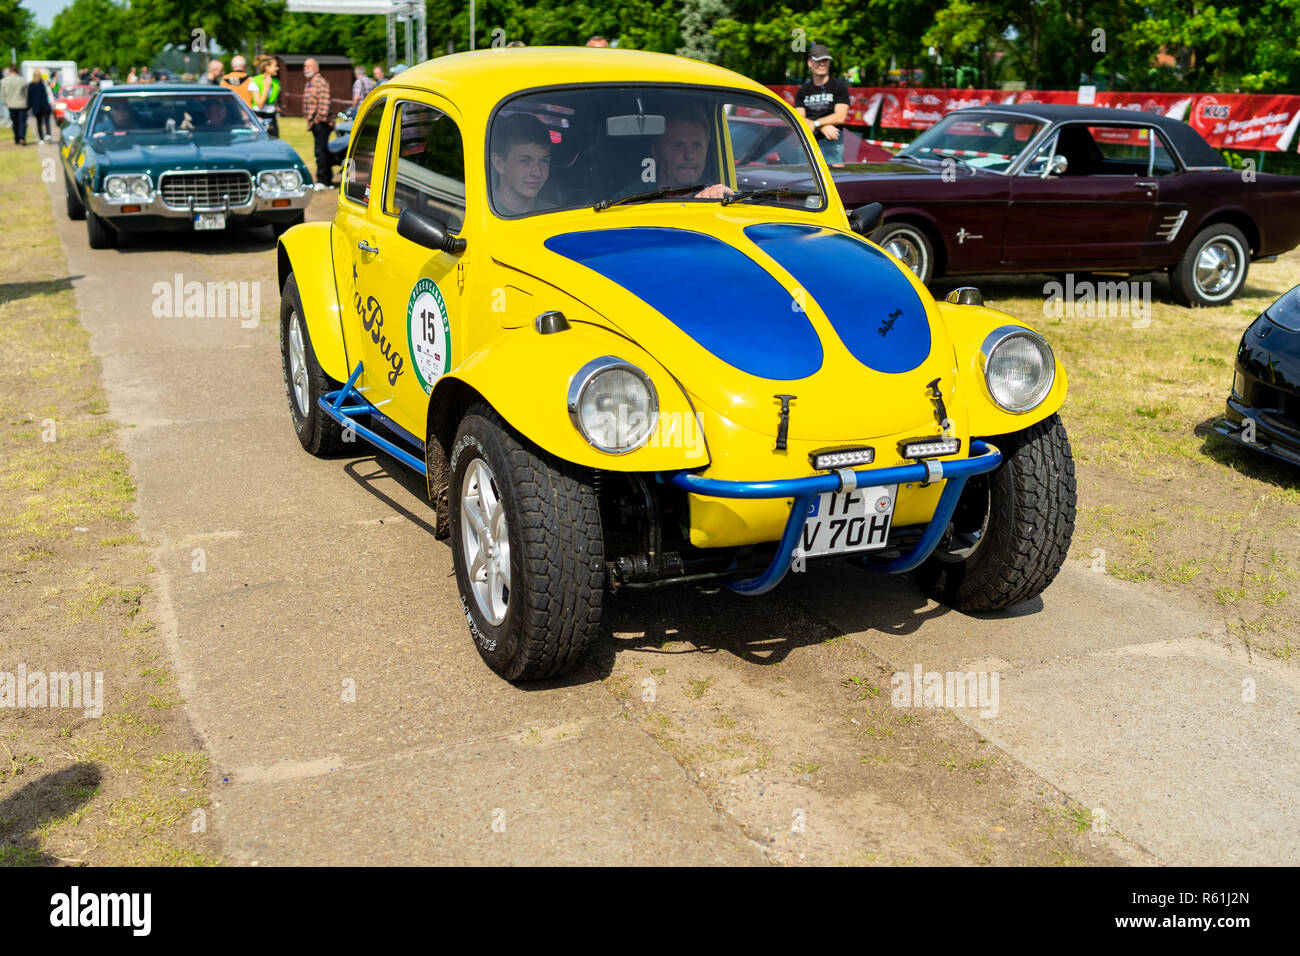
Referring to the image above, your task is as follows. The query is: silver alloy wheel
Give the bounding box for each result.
[883,229,927,279]
[1194,237,1242,299]
[288,311,309,417]
[460,458,511,626]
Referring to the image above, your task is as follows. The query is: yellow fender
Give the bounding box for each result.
[937,302,1069,438]
[434,322,711,472]
[277,223,350,383]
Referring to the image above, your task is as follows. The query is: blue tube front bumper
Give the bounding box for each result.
[660,439,1002,596]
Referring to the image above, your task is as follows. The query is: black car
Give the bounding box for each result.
[1216,283,1300,466]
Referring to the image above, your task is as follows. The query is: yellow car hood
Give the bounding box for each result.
[490,216,957,442]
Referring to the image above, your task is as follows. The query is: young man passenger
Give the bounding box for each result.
[491,113,552,215]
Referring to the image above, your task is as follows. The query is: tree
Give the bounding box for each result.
[1,0,34,59]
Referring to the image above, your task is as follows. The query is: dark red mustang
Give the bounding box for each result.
[831,104,1300,306]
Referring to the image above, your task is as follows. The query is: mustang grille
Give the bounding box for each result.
[1157,209,1188,242]
[159,171,252,209]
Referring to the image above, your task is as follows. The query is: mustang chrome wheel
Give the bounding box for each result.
[288,311,309,417]
[460,458,511,626]
[1195,239,1242,298]
[885,234,925,276]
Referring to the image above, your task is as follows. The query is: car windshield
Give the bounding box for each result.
[88,93,263,137]
[897,112,1046,173]
[488,85,826,217]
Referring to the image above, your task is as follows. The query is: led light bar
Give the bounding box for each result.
[809,446,875,470]
[900,437,961,459]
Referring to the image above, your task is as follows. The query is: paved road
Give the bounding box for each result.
[44,147,1299,865]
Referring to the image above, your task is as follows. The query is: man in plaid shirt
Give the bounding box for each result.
[351,66,376,107]
[303,58,335,188]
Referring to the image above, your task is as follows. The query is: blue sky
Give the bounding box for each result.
[28,0,67,27]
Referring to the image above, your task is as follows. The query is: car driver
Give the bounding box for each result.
[490,112,552,216]
[648,110,732,200]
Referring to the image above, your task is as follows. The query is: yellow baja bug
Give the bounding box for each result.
[277,48,1076,682]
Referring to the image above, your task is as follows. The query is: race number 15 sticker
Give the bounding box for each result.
[407,278,452,393]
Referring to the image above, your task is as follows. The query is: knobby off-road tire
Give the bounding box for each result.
[916,413,1076,611]
[86,208,116,248]
[280,273,344,456]
[1170,223,1250,307]
[449,405,604,681]
[65,172,86,221]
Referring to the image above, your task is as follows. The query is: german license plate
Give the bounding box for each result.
[194,213,226,230]
[798,484,897,558]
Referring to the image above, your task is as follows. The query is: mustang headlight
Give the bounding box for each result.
[258,169,304,195]
[568,356,659,454]
[104,174,151,200]
[980,326,1055,413]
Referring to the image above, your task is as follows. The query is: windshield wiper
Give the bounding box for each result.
[593,183,706,211]
[720,187,819,206]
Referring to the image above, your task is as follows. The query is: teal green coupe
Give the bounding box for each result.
[60,84,314,248]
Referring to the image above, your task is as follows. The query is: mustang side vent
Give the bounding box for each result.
[1158,210,1188,242]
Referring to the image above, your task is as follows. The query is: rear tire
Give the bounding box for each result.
[64,172,85,220]
[1170,223,1250,307]
[915,413,1076,610]
[449,405,604,681]
[280,273,344,456]
[86,208,116,248]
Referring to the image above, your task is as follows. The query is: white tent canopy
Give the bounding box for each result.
[285,0,430,67]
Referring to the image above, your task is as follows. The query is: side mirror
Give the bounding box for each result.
[397,208,466,255]
[849,202,884,236]
[1042,154,1068,178]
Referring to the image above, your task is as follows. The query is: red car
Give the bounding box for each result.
[728,113,892,166]
[54,85,97,124]
[829,105,1300,306]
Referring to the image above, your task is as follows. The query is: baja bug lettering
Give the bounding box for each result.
[353,291,405,386]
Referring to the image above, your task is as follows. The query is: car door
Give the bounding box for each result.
[358,93,470,440]
[1004,122,1161,267]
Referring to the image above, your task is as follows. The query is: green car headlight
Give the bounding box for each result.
[568,356,659,454]
[279,170,303,191]
[129,176,150,197]
[105,176,127,197]
[980,326,1056,413]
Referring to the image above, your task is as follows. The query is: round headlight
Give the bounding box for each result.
[130,176,150,197]
[981,327,1055,413]
[106,177,126,197]
[257,170,280,193]
[279,170,302,191]
[569,357,659,453]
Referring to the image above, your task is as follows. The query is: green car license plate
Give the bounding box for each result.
[798,485,897,558]
[194,213,226,230]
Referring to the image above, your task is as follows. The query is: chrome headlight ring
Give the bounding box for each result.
[567,356,660,455]
[978,325,1056,414]
[104,173,152,201]
[257,168,305,196]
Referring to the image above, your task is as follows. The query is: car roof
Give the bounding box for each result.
[947,103,1227,167]
[97,83,238,96]
[387,47,774,109]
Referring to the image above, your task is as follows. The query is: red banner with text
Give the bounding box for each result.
[770,85,1300,153]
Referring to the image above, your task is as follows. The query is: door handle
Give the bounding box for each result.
[357,240,379,255]
[1135,181,1157,189]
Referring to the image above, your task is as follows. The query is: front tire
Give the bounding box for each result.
[449,406,604,681]
[872,221,935,284]
[915,413,1076,610]
[280,273,344,456]
[86,208,116,248]
[1170,223,1250,307]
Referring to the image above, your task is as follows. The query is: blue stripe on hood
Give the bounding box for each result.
[744,223,931,374]
[545,228,822,381]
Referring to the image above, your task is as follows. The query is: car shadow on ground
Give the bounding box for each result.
[106,226,280,255]
[342,454,438,538]
[0,762,101,865]
[0,276,82,306]
[1194,415,1300,489]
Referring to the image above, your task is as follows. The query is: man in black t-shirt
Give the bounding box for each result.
[794,43,850,166]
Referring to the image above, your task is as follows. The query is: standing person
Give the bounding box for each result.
[199,58,224,84]
[248,55,281,137]
[372,65,386,85]
[794,43,851,166]
[351,65,375,107]
[303,58,334,188]
[222,55,254,106]
[2,65,28,145]
[28,69,53,143]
